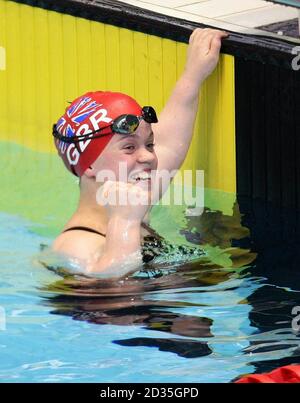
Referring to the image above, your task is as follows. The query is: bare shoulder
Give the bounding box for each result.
[52,230,106,262]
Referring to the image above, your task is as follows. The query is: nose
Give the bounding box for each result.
[136,147,156,165]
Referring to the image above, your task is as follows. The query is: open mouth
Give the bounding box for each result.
[129,171,152,183]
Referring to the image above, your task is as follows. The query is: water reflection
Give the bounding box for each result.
[41,260,236,358]
[40,198,300,373]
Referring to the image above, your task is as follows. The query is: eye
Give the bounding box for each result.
[147,142,155,150]
[123,144,135,151]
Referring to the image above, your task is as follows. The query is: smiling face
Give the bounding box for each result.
[86,120,158,190]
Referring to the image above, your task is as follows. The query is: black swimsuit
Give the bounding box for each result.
[41,224,204,278]
[62,222,165,264]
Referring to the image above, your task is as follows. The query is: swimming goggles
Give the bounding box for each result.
[52,106,158,144]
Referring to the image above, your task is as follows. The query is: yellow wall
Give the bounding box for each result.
[0,0,236,192]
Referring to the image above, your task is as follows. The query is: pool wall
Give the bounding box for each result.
[0,0,236,194]
[1,0,299,241]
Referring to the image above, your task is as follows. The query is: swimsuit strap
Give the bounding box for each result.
[62,222,163,240]
[63,226,106,237]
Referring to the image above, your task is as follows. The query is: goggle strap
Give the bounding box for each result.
[53,126,113,143]
[53,107,158,143]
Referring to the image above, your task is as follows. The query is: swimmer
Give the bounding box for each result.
[51,28,228,275]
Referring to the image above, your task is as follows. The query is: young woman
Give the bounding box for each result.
[51,28,228,275]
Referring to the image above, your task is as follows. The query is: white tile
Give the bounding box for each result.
[115,0,233,30]
[116,0,209,9]
[113,0,291,38]
[115,0,151,8]
[132,0,208,7]
[177,0,271,18]
[220,5,299,27]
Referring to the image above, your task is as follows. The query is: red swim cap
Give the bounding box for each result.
[54,91,142,176]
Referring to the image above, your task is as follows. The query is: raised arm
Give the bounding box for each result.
[153,28,228,176]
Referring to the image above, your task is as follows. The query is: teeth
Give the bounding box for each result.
[131,172,151,181]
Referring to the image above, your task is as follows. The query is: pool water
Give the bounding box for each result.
[0,143,299,383]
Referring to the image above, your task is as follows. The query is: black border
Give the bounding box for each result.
[7,0,300,70]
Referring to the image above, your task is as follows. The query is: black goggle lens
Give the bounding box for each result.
[142,106,158,124]
[111,106,158,135]
[112,114,140,135]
